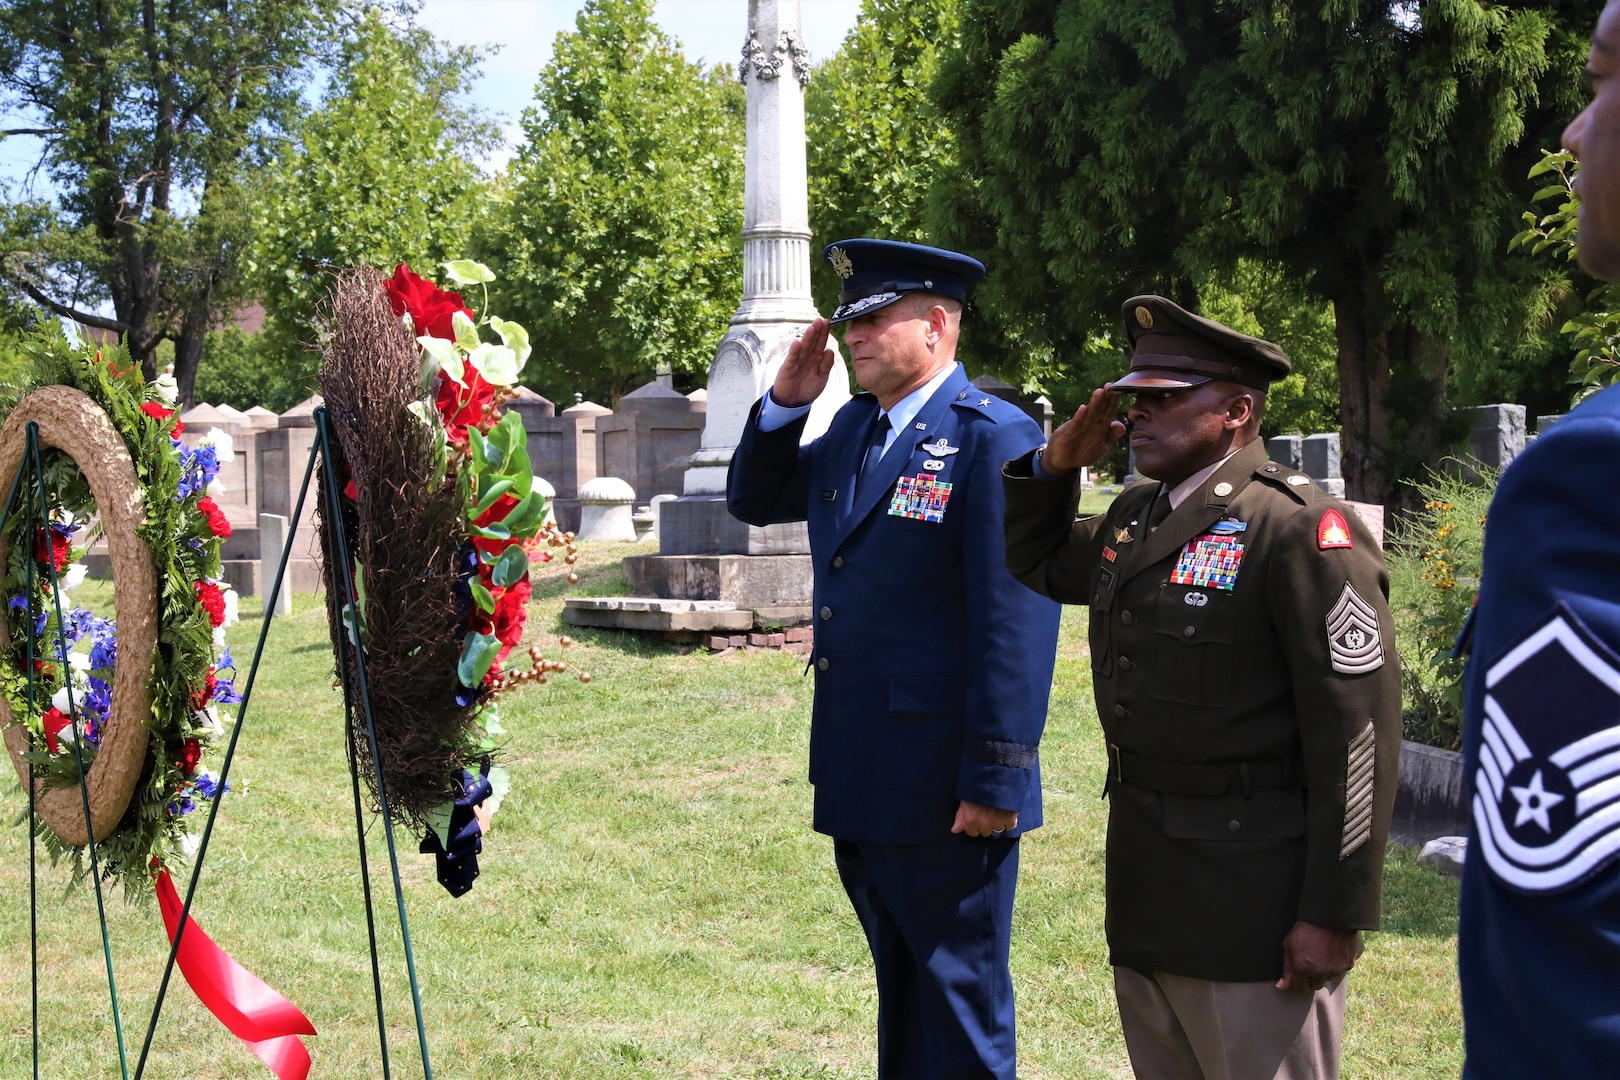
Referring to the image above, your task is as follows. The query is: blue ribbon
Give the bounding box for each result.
[419,755,493,897]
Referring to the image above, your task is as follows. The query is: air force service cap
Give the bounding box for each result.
[821,239,986,324]
[1109,295,1291,392]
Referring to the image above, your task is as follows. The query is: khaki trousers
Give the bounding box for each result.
[1112,967,1345,1080]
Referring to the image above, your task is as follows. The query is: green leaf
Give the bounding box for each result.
[457,632,502,687]
[489,316,532,367]
[453,309,481,351]
[469,342,521,386]
[491,545,529,588]
[418,335,464,385]
[443,259,496,285]
[475,478,515,516]
[470,579,496,612]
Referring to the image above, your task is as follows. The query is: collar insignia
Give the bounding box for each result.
[1474,605,1620,894]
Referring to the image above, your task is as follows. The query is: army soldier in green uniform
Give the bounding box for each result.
[1000,296,1402,1079]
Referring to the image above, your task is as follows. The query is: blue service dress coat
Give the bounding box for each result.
[726,365,1061,842]
[1460,383,1620,1077]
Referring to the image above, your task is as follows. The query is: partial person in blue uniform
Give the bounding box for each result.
[727,239,1061,1079]
[1458,5,1620,1075]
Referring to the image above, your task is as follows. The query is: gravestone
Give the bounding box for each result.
[595,382,704,504]
[1267,435,1303,471]
[971,374,1054,436]
[1463,403,1527,472]
[1301,433,1345,498]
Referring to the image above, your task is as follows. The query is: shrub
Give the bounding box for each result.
[1386,464,1494,750]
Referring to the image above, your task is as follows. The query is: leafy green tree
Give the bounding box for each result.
[936,0,1595,504]
[246,9,496,403]
[806,0,958,315]
[479,0,743,405]
[0,0,336,401]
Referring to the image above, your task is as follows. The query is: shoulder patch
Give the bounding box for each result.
[1474,604,1620,895]
[1326,582,1384,674]
[1318,509,1353,550]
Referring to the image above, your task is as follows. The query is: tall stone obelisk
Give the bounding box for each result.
[678,0,849,499]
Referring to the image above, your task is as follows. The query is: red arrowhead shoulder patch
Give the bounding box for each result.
[1318,509,1353,550]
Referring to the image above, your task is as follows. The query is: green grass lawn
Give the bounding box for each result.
[0,538,1461,1078]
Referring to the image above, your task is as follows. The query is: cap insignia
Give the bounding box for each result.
[1135,305,1154,330]
[828,246,854,280]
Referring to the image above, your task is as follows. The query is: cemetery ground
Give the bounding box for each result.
[0,539,1461,1078]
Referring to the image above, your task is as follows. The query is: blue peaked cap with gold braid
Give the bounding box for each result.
[821,239,986,324]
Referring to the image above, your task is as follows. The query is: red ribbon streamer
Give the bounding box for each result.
[155,869,317,1079]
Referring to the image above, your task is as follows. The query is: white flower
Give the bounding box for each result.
[60,563,88,592]
[221,587,240,627]
[154,371,179,404]
[179,832,200,860]
[212,626,227,650]
[202,427,235,464]
[195,706,225,738]
[67,652,91,673]
[207,478,227,497]
[51,686,74,713]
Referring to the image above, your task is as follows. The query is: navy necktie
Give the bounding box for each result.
[856,411,890,499]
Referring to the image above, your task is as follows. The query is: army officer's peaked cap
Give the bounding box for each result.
[1108,295,1291,392]
[821,239,986,324]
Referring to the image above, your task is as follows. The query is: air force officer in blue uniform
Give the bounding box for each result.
[1458,5,1620,1073]
[727,240,1061,1078]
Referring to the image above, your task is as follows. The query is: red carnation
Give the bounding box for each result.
[34,528,70,572]
[177,738,202,776]
[196,496,233,539]
[191,669,217,710]
[384,264,473,342]
[141,401,174,423]
[195,581,227,628]
[41,707,73,754]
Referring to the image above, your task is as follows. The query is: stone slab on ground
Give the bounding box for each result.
[624,553,813,609]
[1418,836,1467,878]
[563,597,754,638]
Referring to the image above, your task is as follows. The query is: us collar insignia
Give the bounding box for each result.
[1112,526,1135,544]
[828,246,854,279]
[1472,603,1620,894]
[1318,509,1353,549]
[921,438,960,458]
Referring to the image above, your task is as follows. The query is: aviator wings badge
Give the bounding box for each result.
[920,438,960,458]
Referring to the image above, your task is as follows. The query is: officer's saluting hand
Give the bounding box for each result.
[1003,296,1402,1080]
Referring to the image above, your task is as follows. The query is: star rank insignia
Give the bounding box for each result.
[1113,526,1134,544]
[978,398,993,407]
[1474,604,1620,894]
[1318,508,1353,549]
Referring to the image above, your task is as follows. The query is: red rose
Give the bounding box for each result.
[141,401,174,423]
[384,264,473,341]
[435,368,496,445]
[470,492,521,560]
[493,576,532,647]
[41,707,72,754]
[177,738,202,776]
[195,581,227,628]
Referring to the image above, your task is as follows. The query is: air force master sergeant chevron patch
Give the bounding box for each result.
[1473,603,1620,895]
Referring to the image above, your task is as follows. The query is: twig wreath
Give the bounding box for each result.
[317,261,582,896]
[0,334,242,896]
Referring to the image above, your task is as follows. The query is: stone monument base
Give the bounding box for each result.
[655,496,808,556]
[562,597,756,643]
[624,552,812,614]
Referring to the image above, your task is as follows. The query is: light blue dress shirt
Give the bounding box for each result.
[757,362,962,463]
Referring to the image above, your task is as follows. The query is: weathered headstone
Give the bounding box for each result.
[1267,435,1303,470]
[259,513,293,616]
[1463,403,1527,471]
[596,382,704,503]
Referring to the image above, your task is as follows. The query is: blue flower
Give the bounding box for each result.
[217,646,235,674]
[194,773,230,800]
[213,677,242,705]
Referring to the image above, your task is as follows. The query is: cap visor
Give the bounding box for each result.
[1105,369,1213,391]
[830,291,904,324]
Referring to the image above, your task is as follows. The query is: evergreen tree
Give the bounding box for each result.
[479,0,743,405]
[937,0,1595,502]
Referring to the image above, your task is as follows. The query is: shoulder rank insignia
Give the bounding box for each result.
[978,397,993,407]
[1474,604,1620,894]
[921,438,960,457]
[1326,583,1383,674]
[1318,509,1353,549]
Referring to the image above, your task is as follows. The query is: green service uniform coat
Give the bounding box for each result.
[1002,438,1402,982]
